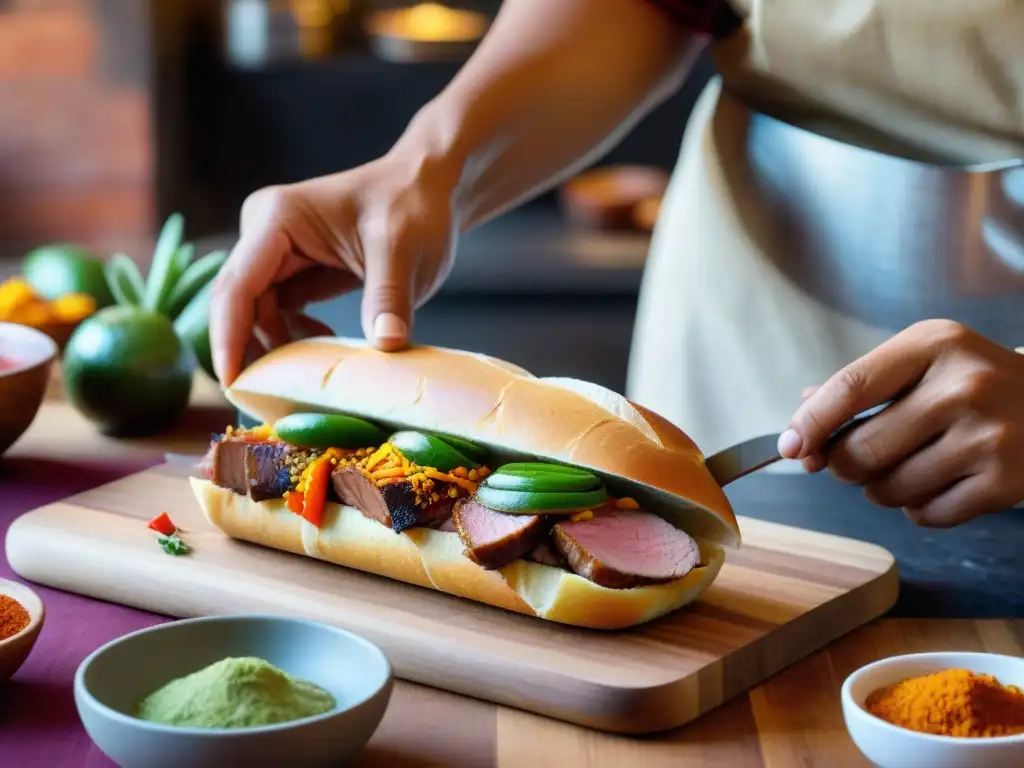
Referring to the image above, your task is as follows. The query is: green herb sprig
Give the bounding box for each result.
[157,532,191,556]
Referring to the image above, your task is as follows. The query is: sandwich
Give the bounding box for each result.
[190,338,741,629]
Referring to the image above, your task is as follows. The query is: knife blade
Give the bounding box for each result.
[163,452,209,479]
[705,401,892,487]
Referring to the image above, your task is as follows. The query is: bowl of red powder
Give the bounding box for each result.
[0,577,44,682]
[842,652,1024,768]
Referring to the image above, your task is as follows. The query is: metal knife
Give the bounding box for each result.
[163,452,209,478]
[705,402,892,487]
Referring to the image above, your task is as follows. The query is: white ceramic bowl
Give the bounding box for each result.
[842,652,1024,768]
[0,577,45,681]
[75,615,393,768]
[0,322,58,456]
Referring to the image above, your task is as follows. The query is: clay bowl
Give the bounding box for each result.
[0,577,45,682]
[0,322,58,457]
[38,319,81,353]
[559,165,670,231]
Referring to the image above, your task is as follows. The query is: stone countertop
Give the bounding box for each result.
[727,470,1024,619]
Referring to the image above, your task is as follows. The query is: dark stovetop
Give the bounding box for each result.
[726,471,1024,619]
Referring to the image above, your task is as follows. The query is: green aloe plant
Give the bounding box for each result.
[101,213,227,380]
[61,213,228,436]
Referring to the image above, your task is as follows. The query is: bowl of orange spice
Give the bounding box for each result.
[842,652,1024,768]
[0,577,44,682]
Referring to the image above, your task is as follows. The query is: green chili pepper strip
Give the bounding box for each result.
[474,485,609,514]
[388,431,479,472]
[275,413,388,449]
[482,470,601,494]
[429,433,489,464]
[496,462,594,477]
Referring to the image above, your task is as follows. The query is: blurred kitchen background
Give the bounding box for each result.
[0,0,716,393]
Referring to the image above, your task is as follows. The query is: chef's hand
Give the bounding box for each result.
[778,319,1024,527]
[209,152,459,386]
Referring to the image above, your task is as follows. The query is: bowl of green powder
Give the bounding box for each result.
[74,615,393,768]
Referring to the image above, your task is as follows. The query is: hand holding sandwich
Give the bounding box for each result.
[209,0,695,386]
[209,152,460,385]
[779,320,1024,527]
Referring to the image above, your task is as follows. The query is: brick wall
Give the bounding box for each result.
[0,0,154,262]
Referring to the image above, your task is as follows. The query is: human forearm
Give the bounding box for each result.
[389,0,701,230]
[212,2,710,376]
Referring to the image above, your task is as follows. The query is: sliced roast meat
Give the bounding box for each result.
[244,443,294,502]
[211,439,249,495]
[331,466,388,526]
[452,498,549,570]
[197,435,222,479]
[553,510,701,589]
[331,466,453,534]
[437,517,458,533]
[384,483,453,532]
[527,540,566,568]
[210,438,313,501]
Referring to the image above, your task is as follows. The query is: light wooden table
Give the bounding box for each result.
[12,369,1019,767]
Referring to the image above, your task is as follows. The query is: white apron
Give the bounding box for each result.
[628,0,1024,467]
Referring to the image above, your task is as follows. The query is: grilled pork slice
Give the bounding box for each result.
[452,498,549,570]
[331,466,453,534]
[552,510,701,589]
[210,438,311,501]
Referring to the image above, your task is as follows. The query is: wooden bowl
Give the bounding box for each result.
[38,319,80,353]
[559,165,670,231]
[0,322,59,457]
[0,577,44,682]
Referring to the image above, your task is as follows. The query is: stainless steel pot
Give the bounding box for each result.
[711,86,1024,346]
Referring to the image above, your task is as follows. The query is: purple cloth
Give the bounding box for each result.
[0,455,169,766]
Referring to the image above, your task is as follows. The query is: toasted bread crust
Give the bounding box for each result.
[224,338,740,548]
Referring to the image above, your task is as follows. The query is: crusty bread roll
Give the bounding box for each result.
[191,477,726,630]
[192,337,741,628]
[224,337,739,546]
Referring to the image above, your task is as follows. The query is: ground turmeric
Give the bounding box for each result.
[866,669,1024,738]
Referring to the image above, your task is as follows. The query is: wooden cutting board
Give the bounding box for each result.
[6,463,898,734]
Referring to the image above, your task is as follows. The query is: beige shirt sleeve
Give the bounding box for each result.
[713,0,1024,164]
